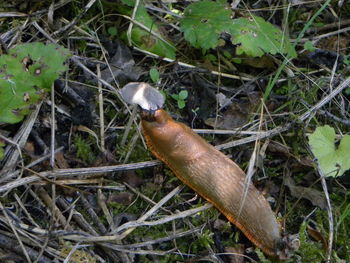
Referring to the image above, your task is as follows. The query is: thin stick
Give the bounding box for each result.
[0,201,32,263]
[0,160,160,193]
[218,75,350,150]
[2,147,63,183]
[126,0,140,46]
[50,82,56,168]
[121,106,138,147]
[14,193,40,228]
[116,185,184,240]
[0,101,42,179]
[299,76,350,121]
[97,64,105,152]
[116,203,212,233]
[318,169,333,263]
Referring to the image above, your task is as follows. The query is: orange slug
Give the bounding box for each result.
[120,82,299,259]
[141,109,298,259]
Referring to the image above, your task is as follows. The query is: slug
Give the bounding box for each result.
[120,83,299,259]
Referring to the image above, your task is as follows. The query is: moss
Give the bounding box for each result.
[60,241,96,263]
[255,249,273,263]
[114,128,151,162]
[192,229,214,250]
[297,221,325,262]
[73,135,95,164]
[107,202,125,215]
[332,192,350,261]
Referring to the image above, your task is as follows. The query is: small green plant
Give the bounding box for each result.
[0,42,70,123]
[149,67,160,83]
[334,199,350,261]
[180,0,296,58]
[74,135,95,164]
[171,90,188,109]
[308,125,350,177]
[275,85,290,95]
[337,202,350,229]
[195,229,214,249]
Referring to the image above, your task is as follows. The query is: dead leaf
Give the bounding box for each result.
[307,224,328,249]
[205,91,262,129]
[317,36,350,53]
[55,151,69,169]
[24,141,35,157]
[107,192,134,206]
[267,141,291,156]
[101,40,142,84]
[205,102,250,129]
[122,170,143,188]
[239,55,275,69]
[284,175,327,209]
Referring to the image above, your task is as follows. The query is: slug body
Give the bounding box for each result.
[142,109,285,258]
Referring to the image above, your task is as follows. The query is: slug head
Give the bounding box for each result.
[120,82,165,112]
[276,234,300,260]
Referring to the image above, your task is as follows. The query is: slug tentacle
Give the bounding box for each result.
[141,109,299,259]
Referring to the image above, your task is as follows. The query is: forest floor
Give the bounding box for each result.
[0,1,349,262]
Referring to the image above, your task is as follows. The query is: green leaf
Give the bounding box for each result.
[171,94,179,100]
[304,40,316,52]
[308,125,350,177]
[149,68,160,83]
[178,90,188,100]
[228,15,297,58]
[180,1,296,58]
[178,100,185,109]
[181,0,231,50]
[0,43,70,123]
[171,91,187,109]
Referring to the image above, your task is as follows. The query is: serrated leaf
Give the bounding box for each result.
[228,15,297,58]
[180,2,296,58]
[0,43,70,123]
[180,0,231,50]
[308,125,350,177]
